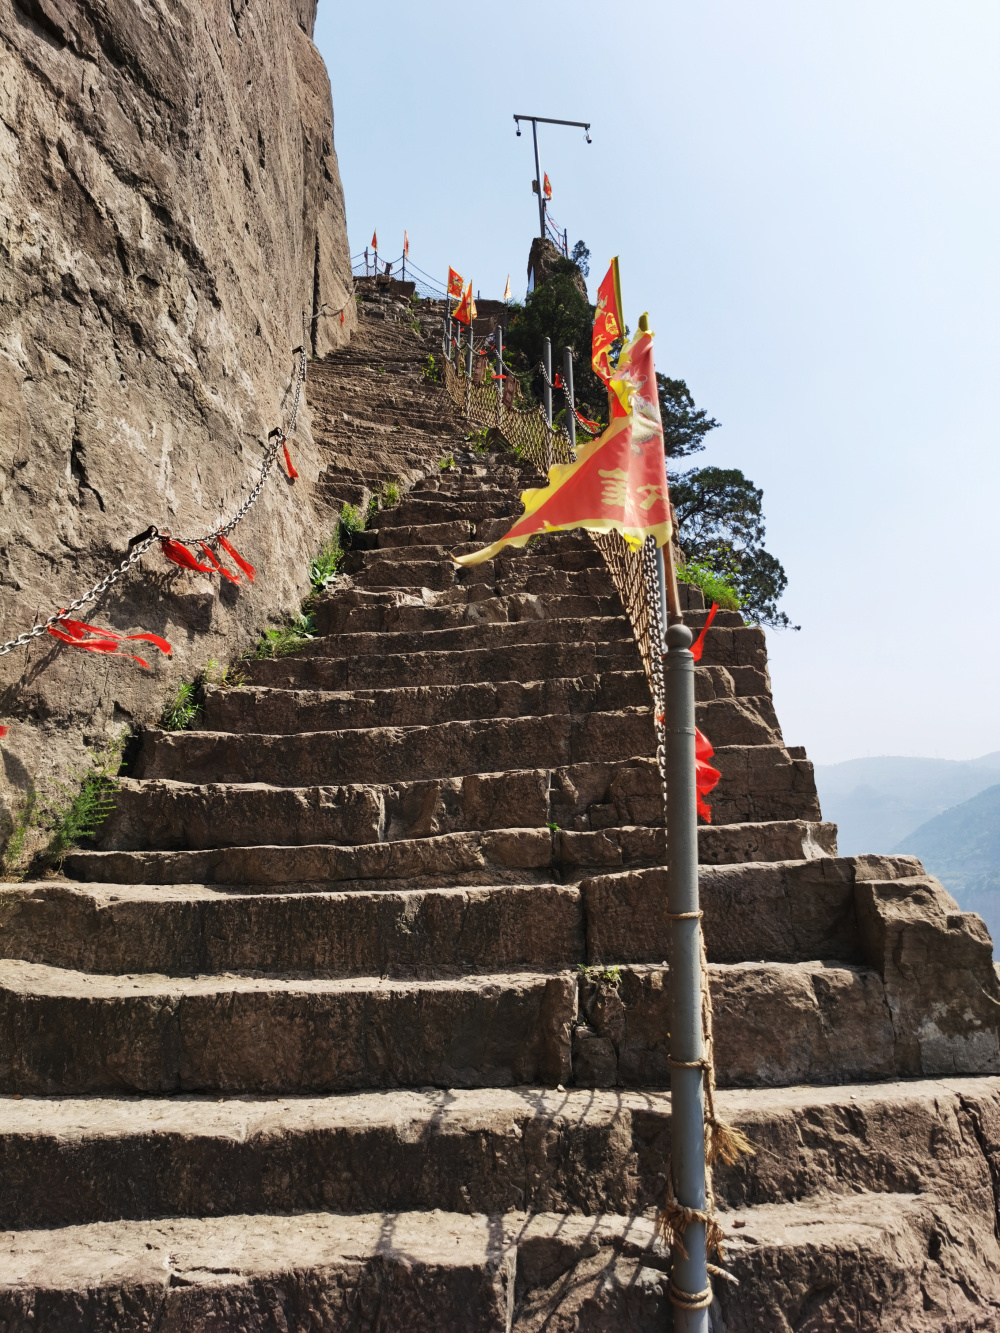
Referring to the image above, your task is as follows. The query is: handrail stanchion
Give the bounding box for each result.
[563,347,576,453]
[495,325,503,429]
[543,337,553,471]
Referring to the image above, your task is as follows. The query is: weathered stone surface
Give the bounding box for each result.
[0,959,576,1093]
[0,0,356,828]
[0,1211,516,1332]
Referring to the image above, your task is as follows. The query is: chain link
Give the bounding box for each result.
[641,534,669,858]
[0,339,309,656]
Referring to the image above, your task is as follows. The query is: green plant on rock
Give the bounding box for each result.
[381,479,400,508]
[251,613,316,660]
[422,353,441,383]
[365,492,380,526]
[439,454,455,472]
[577,963,622,986]
[409,318,421,336]
[466,427,490,454]
[41,734,127,870]
[339,502,364,536]
[675,553,742,614]
[160,681,201,731]
[2,787,39,879]
[310,536,343,593]
[201,658,246,689]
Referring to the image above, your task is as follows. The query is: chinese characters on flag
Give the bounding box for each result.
[592,258,624,388]
[447,267,464,299]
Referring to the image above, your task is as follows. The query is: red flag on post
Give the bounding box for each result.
[454,321,671,563]
[403,230,409,258]
[447,267,464,299]
[543,173,552,200]
[452,282,473,326]
[592,258,624,388]
[371,229,378,251]
[503,274,511,303]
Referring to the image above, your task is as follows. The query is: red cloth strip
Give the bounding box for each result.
[695,727,722,822]
[282,443,299,480]
[217,535,256,582]
[199,542,240,584]
[160,538,214,574]
[690,602,719,663]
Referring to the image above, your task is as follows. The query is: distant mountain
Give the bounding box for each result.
[892,784,1000,951]
[813,753,1000,857]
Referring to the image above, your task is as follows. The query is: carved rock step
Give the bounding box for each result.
[310,590,625,635]
[2,1078,997,1232]
[244,638,638,690]
[0,1211,516,1333]
[201,672,653,733]
[295,615,634,659]
[74,819,836,885]
[2,856,918,978]
[132,711,657,787]
[0,957,907,1094]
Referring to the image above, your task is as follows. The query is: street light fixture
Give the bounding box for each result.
[513,114,592,240]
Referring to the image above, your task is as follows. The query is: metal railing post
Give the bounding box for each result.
[466,327,474,379]
[664,611,710,1332]
[563,347,576,452]
[495,325,503,428]
[542,337,553,430]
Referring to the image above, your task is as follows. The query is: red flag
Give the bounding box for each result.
[455,325,671,563]
[696,728,722,821]
[503,274,511,302]
[543,173,552,200]
[447,266,464,299]
[592,258,624,388]
[371,229,378,250]
[403,230,410,258]
[452,282,474,326]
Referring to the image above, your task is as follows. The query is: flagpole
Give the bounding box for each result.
[530,120,544,239]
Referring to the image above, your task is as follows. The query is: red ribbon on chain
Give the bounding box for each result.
[690,602,719,663]
[160,538,214,574]
[695,728,722,822]
[46,616,172,670]
[198,543,240,584]
[282,443,299,481]
[217,535,256,582]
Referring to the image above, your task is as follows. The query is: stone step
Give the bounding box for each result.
[131,711,656,787]
[295,615,634,659]
[310,590,623,635]
[0,1211,516,1332]
[3,855,913,978]
[0,956,916,1094]
[244,638,638,690]
[200,673,651,733]
[377,519,474,547]
[0,959,574,1095]
[1,1077,995,1231]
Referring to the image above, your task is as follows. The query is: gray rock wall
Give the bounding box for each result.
[0,0,355,832]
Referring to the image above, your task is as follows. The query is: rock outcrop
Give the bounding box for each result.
[0,0,354,830]
[1,305,999,1327]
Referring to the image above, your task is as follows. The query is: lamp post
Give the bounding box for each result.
[513,114,592,240]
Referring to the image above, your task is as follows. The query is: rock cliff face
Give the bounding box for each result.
[0,0,354,830]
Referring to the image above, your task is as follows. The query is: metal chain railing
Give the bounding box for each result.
[0,335,311,657]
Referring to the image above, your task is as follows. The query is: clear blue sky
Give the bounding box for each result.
[314,1,1000,764]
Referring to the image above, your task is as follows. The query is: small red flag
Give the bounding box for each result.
[452,282,474,326]
[592,258,624,388]
[404,230,409,258]
[447,266,464,300]
[543,173,552,200]
[371,229,378,250]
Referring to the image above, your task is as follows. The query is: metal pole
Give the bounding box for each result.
[495,324,503,426]
[563,347,576,452]
[542,337,552,429]
[664,610,710,1333]
[531,119,544,239]
[466,323,474,379]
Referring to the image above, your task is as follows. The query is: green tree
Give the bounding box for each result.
[669,466,797,630]
[658,375,720,460]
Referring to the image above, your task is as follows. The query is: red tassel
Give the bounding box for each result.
[199,542,240,584]
[126,632,173,655]
[0,726,9,738]
[282,443,299,481]
[160,538,214,574]
[690,602,719,663]
[695,727,722,822]
[217,535,256,583]
[340,311,345,324]
[46,616,170,670]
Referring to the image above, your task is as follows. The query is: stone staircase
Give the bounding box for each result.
[2,305,1000,1330]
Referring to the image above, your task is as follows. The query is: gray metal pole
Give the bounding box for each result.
[665,613,710,1333]
[531,119,544,239]
[563,347,576,452]
[466,323,474,379]
[495,325,503,423]
[542,337,552,428]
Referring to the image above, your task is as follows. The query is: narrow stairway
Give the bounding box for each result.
[2,301,1000,1330]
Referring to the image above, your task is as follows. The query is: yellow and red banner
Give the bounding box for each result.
[447,267,464,299]
[454,325,671,564]
[503,274,511,302]
[592,257,623,387]
[453,281,474,325]
[543,173,552,200]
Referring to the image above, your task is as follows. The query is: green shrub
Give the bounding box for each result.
[160,681,201,731]
[676,555,742,613]
[40,734,127,870]
[381,479,400,507]
[422,354,441,383]
[251,613,316,660]
[340,502,364,536]
[310,537,343,593]
[439,454,455,472]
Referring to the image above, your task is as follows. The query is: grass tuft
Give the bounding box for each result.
[160,681,201,731]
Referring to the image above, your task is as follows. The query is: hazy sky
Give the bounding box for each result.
[314,1,1000,764]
